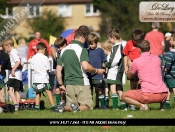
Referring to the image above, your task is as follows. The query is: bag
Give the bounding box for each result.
[0,102,15,113]
[40,100,46,110]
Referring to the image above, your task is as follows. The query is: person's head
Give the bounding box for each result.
[36,42,47,55]
[169,33,175,49]
[35,31,41,40]
[152,22,160,29]
[108,29,121,44]
[74,25,90,44]
[165,32,172,41]
[54,37,67,52]
[138,40,150,53]
[2,38,14,52]
[131,28,144,46]
[101,40,113,55]
[18,38,26,46]
[88,32,99,49]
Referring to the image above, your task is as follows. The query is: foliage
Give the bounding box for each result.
[27,10,65,42]
[0,0,11,23]
[93,0,175,41]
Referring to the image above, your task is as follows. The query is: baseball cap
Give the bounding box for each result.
[165,32,172,37]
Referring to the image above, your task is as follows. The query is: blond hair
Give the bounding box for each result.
[101,40,113,52]
[3,38,14,47]
[18,38,26,45]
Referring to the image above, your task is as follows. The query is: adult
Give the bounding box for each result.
[27,31,50,60]
[56,25,105,112]
[145,22,164,55]
[17,38,28,71]
[122,40,168,110]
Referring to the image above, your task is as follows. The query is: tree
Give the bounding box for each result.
[0,0,11,23]
[93,0,172,41]
[27,10,65,42]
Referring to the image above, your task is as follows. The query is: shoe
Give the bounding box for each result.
[93,105,99,109]
[122,108,128,111]
[70,103,80,113]
[140,104,149,111]
[14,104,19,111]
[100,106,107,109]
[53,105,64,113]
[59,100,66,107]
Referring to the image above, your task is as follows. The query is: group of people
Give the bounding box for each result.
[0,22,174,113]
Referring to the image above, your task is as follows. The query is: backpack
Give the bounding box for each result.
[0,102,15,113]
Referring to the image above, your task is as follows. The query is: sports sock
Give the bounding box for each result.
[120,100,126,109]
[112,93,118,108]
[35,105,40,110]
[105,96,109,107]
[55,94,61,105]
[165,100,171,109]
[98,94,105,107]
[51,105,57,110]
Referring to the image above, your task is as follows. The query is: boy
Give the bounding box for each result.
[101,40,113,108]
[87,32,107,109]
[0,41,11,103]
[122,28,144,110]
[53,37,67,105]
[104,29,126,110]
[3,38,23,111]
[161,33,175,109]
[30,42,56,110]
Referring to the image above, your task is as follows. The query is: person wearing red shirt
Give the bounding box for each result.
[145,22,164,55]
[122,29,144,110]
[27,31,50,60]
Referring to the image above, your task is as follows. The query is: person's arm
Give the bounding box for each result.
[126,61,137,79]
[81,61,105,75]
[124,55,129,74]
[126,70,135,79]
[56,65,66,93]
[11,61,21,77]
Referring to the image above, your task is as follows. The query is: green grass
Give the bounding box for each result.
[0,81,175,132]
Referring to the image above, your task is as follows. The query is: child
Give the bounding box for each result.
[2,38,23,111]
[101,40,113,108]
[87,32,107,109]
[30,42,56,110]
[122,28,144,110]
[53,37,67,105]
[161,33,175,109]
[0,41,11,103]
[104,29,126,110]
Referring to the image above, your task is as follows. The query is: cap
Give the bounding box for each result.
[165,32,172,37]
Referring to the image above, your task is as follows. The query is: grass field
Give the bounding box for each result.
[0,81,175,132]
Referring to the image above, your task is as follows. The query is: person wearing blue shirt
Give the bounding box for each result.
[87,32,107,109]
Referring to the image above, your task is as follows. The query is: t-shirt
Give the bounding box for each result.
[130,52,168,93]
[30,53,50,83]
[9,49,23,81]
[145,30,164,55]
[122,40,140,61]
[88,48,106,80]
[57,40,90,85]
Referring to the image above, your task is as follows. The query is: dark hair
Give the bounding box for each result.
[54,37,67,48]
[132,28,144,41]
[88,32,99,45]
[74,25,90,40]
[108,29,120,40]
[36,42,47,51]
[138,40,150,52]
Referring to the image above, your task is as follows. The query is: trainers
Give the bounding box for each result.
[14,104,19,111]
[53,105,64,113]
[59,100,66,107]
[101,106,107,110]
[70,103,80,113]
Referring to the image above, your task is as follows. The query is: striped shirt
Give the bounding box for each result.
[161,49,175,79]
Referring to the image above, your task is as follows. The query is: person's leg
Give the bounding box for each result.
[8,87,18,104]
[0,88,5,102]
[95,88,99,108]
[55,88,61,105]
[14,90,20,104]
[164,89,171,109]
[46,90,55,106]
[97,88,105,108]
[35,92,41,110]
[121,90,147,109]
[104,87,109,107]
[110,84,118,109]
[116,85,126,110]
